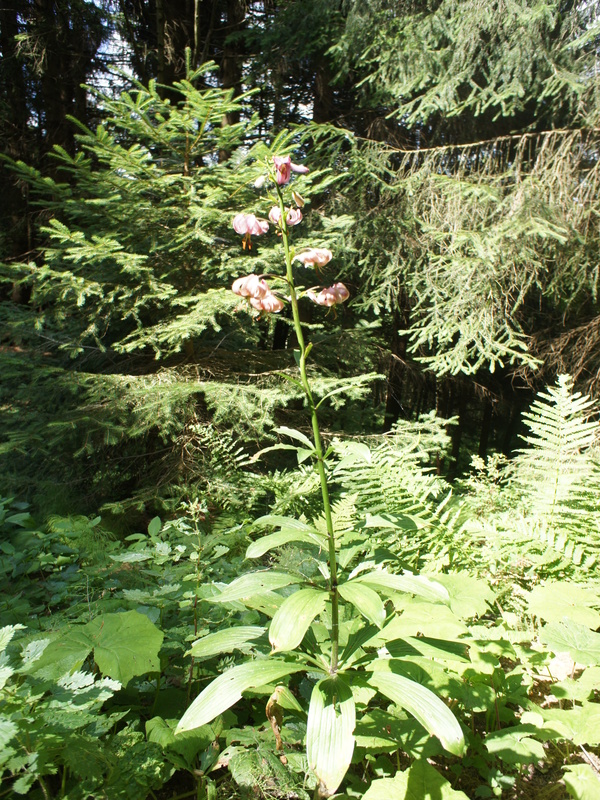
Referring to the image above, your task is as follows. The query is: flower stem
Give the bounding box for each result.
[276,186,339,674]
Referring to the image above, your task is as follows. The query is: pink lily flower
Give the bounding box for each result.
[273,155,309,185]
[294,248,333,269]
[307,282,350,307]
[250,292,285,313]
[268,206,303,227]
[232,274,269,299]
[232,213,269,250]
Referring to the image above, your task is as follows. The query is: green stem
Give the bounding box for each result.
[276,186,339,674]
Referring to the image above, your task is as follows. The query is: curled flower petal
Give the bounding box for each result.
[269,206,303,227]
[291,163,309,174]
[331,282,349,302]
[232,213,269,236]
[232,274,269,299]
[254,175,266,189]
[308,282,350,307]
[249,291,284,313]
[286,207,302,226]
[294,248,333,268]
[260,292,285,313]
[268,206,282,224]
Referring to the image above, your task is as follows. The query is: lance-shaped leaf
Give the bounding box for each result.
[253,515,319,533]
[369,667,465,756]
[275,425,315,449]
[176,660,304,733]
[352,570,450,605]
[189,626,265,659]
[307,676,355,797]
[338,581,386,629]
[209,571,298,604]
[247,529,326,560]
[269,588,328,652]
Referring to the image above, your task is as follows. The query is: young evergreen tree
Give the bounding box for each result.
[0,64,370,514]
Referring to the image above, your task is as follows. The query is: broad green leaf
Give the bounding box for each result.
[368,599,468,643]
[176,660,303,733]
[563,764,600,800]
[269,588,328,652]
[22,628,96,681]
[352,571,450,605]
[362,759,469,800]
[339,581,386,628]
[432,573,496,619]
[552,666,600,701]
[484,726,546,764]
[540,620,600,667]
[209,571,299,604]
[84,610,163,685]
[246,530,326,560]
[148,516,162,536]
[527,583,600,629]
[306,676,355,796]
[369,665,465,755]
[25,611,162,685]
[190,626,265,658]
[146,716,214,770]
[275,425,315,449]
[534,703,600,745]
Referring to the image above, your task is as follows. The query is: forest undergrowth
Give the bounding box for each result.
[1,371,599,800]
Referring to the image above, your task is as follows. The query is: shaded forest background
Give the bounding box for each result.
[2,0,600,521]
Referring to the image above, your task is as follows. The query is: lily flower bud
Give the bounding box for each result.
[292,190,305,208]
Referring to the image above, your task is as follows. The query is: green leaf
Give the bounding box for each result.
[306,676,355,796]
[269,589,328,652]
[176,660,304,733]
[352,571,450,605]
[189,626,265,659]
[25,611,163,685]
[563,764,600,800]
[253,515,318,533]
[484,726,546,764]
[297,447,314,464]
[362,759,470,800]
[275,426,315,449]
[338,581,386,628]
[85,610,163,685]
[0,716,18,748]
[369,665,465,756]
[148,516,162,536]
[432,573,496,619]
[209,571,299,604]
[527,583,600,629]
[540,620,600,667]
[385,636,469,662]
[246,530,325,560]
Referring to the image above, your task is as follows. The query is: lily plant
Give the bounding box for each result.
[176,153,465,796]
